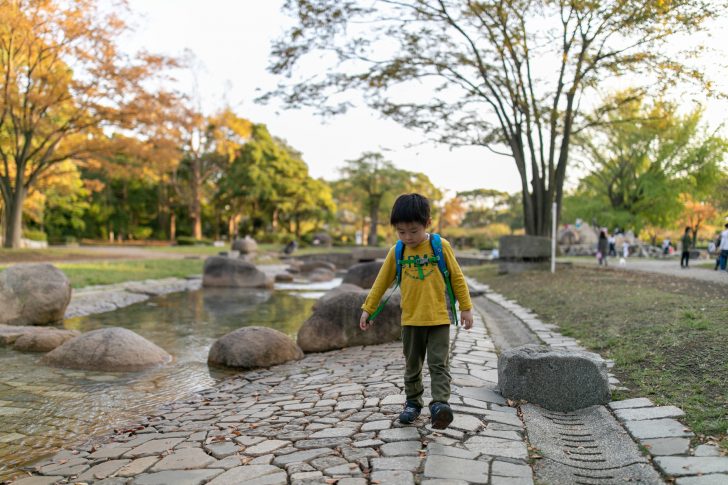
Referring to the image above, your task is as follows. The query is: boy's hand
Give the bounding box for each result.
[461,310,474,330]
[359,311,371,331]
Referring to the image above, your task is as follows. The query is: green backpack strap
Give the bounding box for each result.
[430,233,459,326]
[367,241,405,323]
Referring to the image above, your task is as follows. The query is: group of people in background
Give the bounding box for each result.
[596,222,728,271]
[709,223,728,271]
[596,229,628,266]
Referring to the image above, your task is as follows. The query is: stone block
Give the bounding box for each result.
[498,345,610,411]
[499,236,551,260]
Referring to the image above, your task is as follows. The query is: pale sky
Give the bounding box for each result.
[123,0,728,196]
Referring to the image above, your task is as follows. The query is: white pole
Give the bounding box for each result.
[551,202,557,273]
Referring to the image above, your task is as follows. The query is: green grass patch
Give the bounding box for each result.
[465,264,728,451]
[37,259,203,288]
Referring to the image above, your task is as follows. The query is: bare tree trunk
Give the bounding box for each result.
[191,162,202,240]
[367,195,380,246]
[169,212,176,241]
[3,188,25,248]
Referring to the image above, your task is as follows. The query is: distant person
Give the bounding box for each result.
[620,242,629,265]
[283,239,297,255]
[662,237,671,256]
[608,234,616,257]
[719,223,728,271]
[709,233,720,270]
[680,227,692,268]
[360,193,473,430]
[597,229,609,266]
[490,248,499,260]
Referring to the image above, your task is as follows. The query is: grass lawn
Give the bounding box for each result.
[465,264,728,451]
[0,259,204,288]
[0,247,125,263]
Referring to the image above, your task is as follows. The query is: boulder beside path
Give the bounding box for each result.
[208,326,303,369]
[202,256,272,288]
[342,261,383,289]
[0,263,72,326]
[297,286,401,353]
[42,327,172,372]
[498,344,610,411]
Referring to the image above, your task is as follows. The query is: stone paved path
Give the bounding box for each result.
[12,312,533,485]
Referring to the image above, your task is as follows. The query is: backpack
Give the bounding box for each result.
[367,233,459,325]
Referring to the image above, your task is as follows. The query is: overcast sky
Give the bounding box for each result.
[123,0,728,197]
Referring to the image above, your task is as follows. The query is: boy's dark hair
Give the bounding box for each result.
[390,193,430,226]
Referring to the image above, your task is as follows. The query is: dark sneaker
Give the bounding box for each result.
[399,401,421,424]
[430,402,454,429]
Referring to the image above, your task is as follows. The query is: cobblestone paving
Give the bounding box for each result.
[11,312,532,485]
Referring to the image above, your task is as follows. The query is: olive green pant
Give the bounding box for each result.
[401,324,451,408]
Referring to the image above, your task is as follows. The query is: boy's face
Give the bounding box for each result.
[395,220,430,248]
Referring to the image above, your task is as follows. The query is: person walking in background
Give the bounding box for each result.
[620,241,629,265]
[680,227,692,268]
[608,233,617,257]
[597,229,609,266]
[719,223,728,271]
[709,233,720,270]
[662,237,671,256]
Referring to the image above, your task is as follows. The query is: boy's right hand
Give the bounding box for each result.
[359,311,371,331]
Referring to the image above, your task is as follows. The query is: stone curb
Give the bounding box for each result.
[465,277,727,484]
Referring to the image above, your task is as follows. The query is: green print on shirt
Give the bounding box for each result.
[399,253,437,280]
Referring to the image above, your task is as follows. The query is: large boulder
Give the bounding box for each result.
[0,264,72,325]
[498,345,610,411]
[202,257,272,288]
[312,283,362,311]
[42,327,172,372]
[231,236,258,254]
[208,326,303,369]
[342,261,383,289]
[298,288,401,353]
[13,328,81,352]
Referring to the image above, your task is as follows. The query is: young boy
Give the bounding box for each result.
[359,193,473,429]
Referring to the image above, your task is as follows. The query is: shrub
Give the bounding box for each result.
[23,229,48,241]
[176,236,213,246]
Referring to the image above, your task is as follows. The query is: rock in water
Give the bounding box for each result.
[12,328,81,352]
[498,345,610,411]
[202,256,272,288]
[42,327,172,372]
[0,264,72,325]
[298,287,401,353]
[342,261,383,289]
[208,326,303,369]
[231,235,258,254]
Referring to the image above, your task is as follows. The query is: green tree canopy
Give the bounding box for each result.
[564,93,727,234]
[264,0,723,237]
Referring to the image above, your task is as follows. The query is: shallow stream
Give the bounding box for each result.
[0,281,334,480]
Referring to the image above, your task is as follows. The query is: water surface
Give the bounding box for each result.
[0,286,319,480]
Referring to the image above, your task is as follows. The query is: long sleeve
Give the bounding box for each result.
[442,239,472,312]
[361,246,397,314]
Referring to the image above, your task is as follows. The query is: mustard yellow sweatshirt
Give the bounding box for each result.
[362,236,472,326]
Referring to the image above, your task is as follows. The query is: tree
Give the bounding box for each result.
[176,108,252,240]
[568,94,727,234]
[440,196,466,230]
[264,0,722,237]
[678,193,719,247]
[0,0,176,247]
[338,152,408,245]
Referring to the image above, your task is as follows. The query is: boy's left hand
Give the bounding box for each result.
[460,310,474,330]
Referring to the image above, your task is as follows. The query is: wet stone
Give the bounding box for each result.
[12,477,65,485]
[77,459,130,481]
[124,437,186,457]
[118,456,159,476]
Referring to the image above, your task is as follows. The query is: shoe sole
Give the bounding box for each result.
[431,407,454,429]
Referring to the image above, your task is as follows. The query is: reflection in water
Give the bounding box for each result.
[0,288,315,480]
